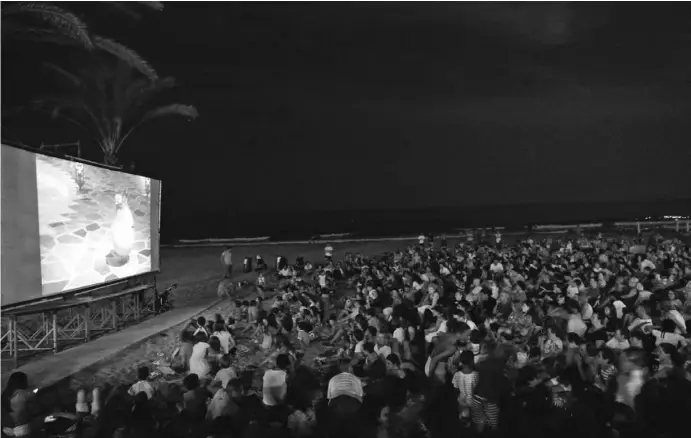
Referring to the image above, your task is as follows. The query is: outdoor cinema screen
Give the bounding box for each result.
[1,144,161,307]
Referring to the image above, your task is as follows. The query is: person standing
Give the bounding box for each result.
[221,246,233,278]
[324,243,334,263]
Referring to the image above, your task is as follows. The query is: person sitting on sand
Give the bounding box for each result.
[327,314,348,345]
[239,300,250,324]
[192,316,210,338]
[249,317,274,350]
[255,255,268,272]
[189,333,211,380]
[181,373,210,424]
[170,325,196,371]
[248,300,260,324]
[212,322,235,355]
[128,366,155,400]
[2,372,39,438]
[297,321,313,347]
[262,354,291,412]
[212,354,239,391]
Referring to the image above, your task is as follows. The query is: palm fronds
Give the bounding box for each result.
[2,2,93,48]
[37,59,197,163]
[142,104,199,122]
[101,1,164,20]
[136,2,164,11]
[93,35,158,80]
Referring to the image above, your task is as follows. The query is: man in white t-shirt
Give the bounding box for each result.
[640,258,656,271]
[490,260,504,274]
[327,359,363,404]
[566,307,587,338]
[221,246,233,278]
[262,354,290,407]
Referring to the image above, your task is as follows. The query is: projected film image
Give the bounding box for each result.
[36,154,153,295]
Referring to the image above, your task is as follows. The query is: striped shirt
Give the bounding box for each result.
[600,364,617,385]
[327,372,363,403]
[452,370,479,405]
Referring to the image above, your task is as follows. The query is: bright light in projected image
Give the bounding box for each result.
[36,155,153,295]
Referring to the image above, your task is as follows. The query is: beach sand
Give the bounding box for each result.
[33,230,667,392]
[64,240,415,390]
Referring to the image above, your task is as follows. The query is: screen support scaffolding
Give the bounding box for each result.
[0,280,160,365]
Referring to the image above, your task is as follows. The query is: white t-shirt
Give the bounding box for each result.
[375,345,392,359]
[581,303,593,321]
[193,326,209,338]
[262,369,287,406]
[640,260,656,271]
[462,318,478,331]
[213,331,233,354]
[393,327,406,343]
[567,315,587,337]
[651,330,687,347]
[128,380,155,399]
[354,340,365,354]
[612,300,627,319]
[490,262,504,273]
[222,250,233,265]
[606,338,631,351]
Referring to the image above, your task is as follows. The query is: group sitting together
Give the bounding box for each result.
[3,231,691,438]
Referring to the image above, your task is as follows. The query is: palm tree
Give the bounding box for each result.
[1,2,163,79]
[34,57,198,165]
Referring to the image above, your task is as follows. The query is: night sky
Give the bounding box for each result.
[3,2,691,222]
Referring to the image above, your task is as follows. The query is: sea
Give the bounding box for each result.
[160,199,691,243]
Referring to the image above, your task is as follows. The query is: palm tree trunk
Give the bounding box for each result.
[101,138,120,166]
[103,151,119,166]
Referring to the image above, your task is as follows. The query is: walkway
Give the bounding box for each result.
[0,295,222,390]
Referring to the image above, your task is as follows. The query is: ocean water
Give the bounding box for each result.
[160,199,691,243]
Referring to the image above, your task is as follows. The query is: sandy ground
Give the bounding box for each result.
[65,240,413,389]
[44,230,681,390]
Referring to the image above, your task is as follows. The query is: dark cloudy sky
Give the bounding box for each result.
[4,2,691,216]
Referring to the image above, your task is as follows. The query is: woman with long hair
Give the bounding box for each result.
[1,372,38,438]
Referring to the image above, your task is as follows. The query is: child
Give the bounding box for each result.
[193,316,209,338]
[251,317,273,350]
[596,347,617,390]
[248,300,259,324]
[240,301,250,324]
[297,321,312,347]
[182,374,210,424]
[213,354,238,390]
[452,351,478,422]
[256,272,267,300]
[362,342,379,370]
[255,255,267,272]
[230,300,242,324]
[128,366,155,400]
[352,329,365,355]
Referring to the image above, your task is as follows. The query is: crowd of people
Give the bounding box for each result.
[3,230,691,438]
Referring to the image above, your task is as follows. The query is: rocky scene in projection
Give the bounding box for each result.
[36,155,153,295]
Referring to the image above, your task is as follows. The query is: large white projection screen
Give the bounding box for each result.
[1,145,161,307]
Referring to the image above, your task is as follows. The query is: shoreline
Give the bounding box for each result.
[163,219,690,248]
